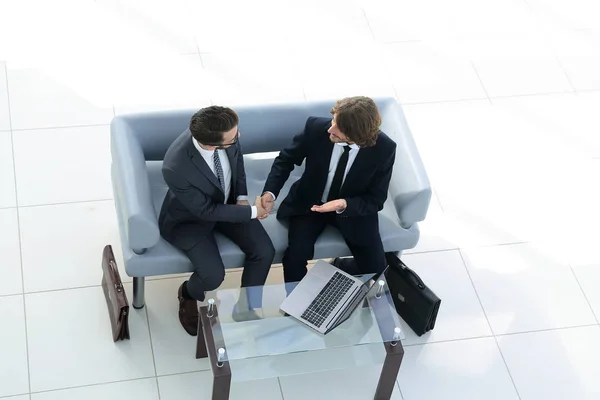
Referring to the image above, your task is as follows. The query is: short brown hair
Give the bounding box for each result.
[189,106,239,145]
[330,96,381,147]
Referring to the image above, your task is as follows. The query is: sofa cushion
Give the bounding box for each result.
[130,157,418,277]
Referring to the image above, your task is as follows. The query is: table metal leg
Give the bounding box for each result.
[374,341,404,400]
[196,310,208,359]
[196,305,232,400]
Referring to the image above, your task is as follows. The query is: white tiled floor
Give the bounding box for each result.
[25,284,155,392]
[1,0,599,399]
[19,201,126,293]
[467,37,576,97]
[497,326,600,400]
[30,379,160,400]
[5,62,115,130]
[383,41,489,104]
[0,62,10,131]
[111,53,211,115]
[201,51,305,106]
[145,277,211,376]
[0,208,21,296]
[159,373,283,400]
[299,45,396,102]
[399,338,520,400]
[12,125,113,206]
[0,130,17,208]
[461,244,597,335]
[396,250,492,346]
[0,295,29,398]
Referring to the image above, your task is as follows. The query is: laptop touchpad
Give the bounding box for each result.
[301,273,327,297]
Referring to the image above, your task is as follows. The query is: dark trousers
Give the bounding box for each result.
[282,212,386,284]
[183,219,275,301]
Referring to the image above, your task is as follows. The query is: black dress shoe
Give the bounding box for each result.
[331,257,361,275]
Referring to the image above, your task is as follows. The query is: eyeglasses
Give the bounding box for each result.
[202,131,240,149]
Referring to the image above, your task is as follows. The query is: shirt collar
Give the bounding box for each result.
[335,142,360,150]
[192,137,215,156]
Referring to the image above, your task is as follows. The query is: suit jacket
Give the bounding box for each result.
[263,117,397,219]
[159,129,251,250]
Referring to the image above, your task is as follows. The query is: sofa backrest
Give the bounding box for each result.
[112,98,400,160]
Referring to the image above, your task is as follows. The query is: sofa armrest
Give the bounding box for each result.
[111,118,160,251]
[385,102,432,228]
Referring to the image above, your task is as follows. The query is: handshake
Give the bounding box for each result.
[253,193,275,220]
[240,192,346,219]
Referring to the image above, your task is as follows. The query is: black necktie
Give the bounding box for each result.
[327,146,351,202]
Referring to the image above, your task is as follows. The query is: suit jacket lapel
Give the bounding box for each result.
[316,140,336,195]
[225,145,237,197]
[187,140,223,192]
[322,140,335,173]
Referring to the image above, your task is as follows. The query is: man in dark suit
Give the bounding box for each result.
[159,106,275,336]
[261,96,396,285]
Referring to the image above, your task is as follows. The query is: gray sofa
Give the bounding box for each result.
[110,98,431,309]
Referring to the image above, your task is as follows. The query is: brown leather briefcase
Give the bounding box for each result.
[101,245,130,341]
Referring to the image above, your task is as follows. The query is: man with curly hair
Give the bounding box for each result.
[261,96,396,285]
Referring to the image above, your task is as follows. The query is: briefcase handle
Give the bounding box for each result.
[109,260,124,292]
[398,259,426,290]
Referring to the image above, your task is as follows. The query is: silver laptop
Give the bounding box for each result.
[280,259,389,334]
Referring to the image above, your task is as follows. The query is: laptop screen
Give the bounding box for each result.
[358,264,389,289]
[327,265,390,332]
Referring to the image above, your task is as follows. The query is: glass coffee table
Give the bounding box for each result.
[195,275,405,400]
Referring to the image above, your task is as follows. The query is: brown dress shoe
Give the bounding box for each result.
[178,283,198,336]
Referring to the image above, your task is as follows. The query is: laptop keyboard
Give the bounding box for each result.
[300,272,355,328]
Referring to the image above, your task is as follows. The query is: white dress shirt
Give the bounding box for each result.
[267,142,360,213]
[321,142,360,203]
[193,139,257,218]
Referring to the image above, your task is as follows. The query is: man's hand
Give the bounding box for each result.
[261,192,275,214]
[236,199,250,206]
[311,199,347,213]
[254,196,269,219]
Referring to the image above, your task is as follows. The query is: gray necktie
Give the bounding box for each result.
[213,151,225,193]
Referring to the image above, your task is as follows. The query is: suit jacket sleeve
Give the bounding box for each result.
[343,146,396,217]
[163,167,252,222]
[235,142,248,198]
[262,117,312,198]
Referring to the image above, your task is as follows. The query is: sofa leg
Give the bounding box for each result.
[133,277,145,309]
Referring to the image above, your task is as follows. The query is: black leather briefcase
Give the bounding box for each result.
[384,253,441,336]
